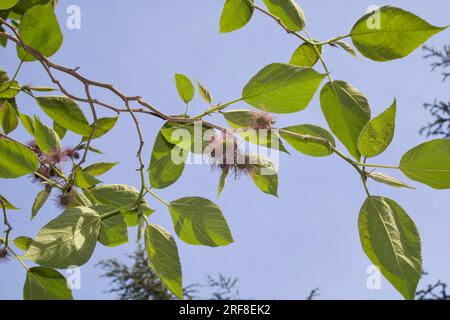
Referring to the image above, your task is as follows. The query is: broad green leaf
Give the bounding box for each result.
[320,81,371,160]
[262,0,306,31]
[24,207,101,269]
[36,96,92,136]
[23,267,73,300]
[74,169,101,189]
[0,139,39,178]
[145,224,183,299]
[19,112,34,135]
[175,74,194,104]
[223,109,289,153]
[280,124,335,157]
[93,205,128,247]
[83,162,118,177]
[0,0,19,10]
[90,184,140,210]
[31,187,51,220]
[334,40,358,58]
[217,168,229,198]
[0,100,18,134]
[358,196,422,300]
[149,124,188,189]
[160,122,212,154]
[358,100,396,158]
[17,3,63,62]
[14,236,32,251]
[400,139,450,189]
[70,190,93,208]
[196,80,212,104]
[91,116,118,139]
[290,42,322,67]
[11,0,50,14]
[53,121,66,139]
[249,155,278,197]
[350,6,447,62]
[368,172,415,189]
[0,80,20,98]
[220,0,254,33]
[169,197,234,247]
[33,116,61,153]
[0,194,19,210]
[242,63,325,114]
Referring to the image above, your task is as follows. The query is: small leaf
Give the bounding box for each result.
[160,122,212,154]
[36,96,92,136]
[33,116,61,153]
[175,74,194,104]
[242,63,325,114]
[0,100,18,134]
[53,121,66,139]
[74,169,101,189]
[83,162,118,177]
[320,80,371,160]
[358,100,396,158]
[280,124,335,157]
[0,81,20,98]
[149,124,188,189]
[0,138,39,178]
[249,155,278,197]
[350,6,447,62]
[358,196,422,300]
[94,205,129,247]
[220,0,254,33]
[19,112,35,135]
[145,224,183,299]
[31,187,51,220]
[0,194,19,210]
[169,197,234,247]
[17,3,63,62]
[290,42,322,67]
[14,236,33,251]
[334,40,358,58]
[123,204,155,227]
[217,168,229,198]
[91,116,118,139]
[23,267,73,300]
[90,184,140,210]
[262,0,306,31]
[196,80,212,104]
[400,139,450,189]
[368,172,415,189]
[24,206,101,269]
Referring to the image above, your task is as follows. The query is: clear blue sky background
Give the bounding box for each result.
[1,0,449,300]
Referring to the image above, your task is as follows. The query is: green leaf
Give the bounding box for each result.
[91,116,118,139]
[400,139,450,189]
[11,0,50,14]
[0,0,19,10]
[33,116,61,153]
[0,100,18,134]
[222,109,289,153]
[17,3,63,62]
[334,40,358,58]
[31,187,51,220]
[290,42,322,67]
[83,162,118,177]
[36,96,92,136]
[0,80,20,98]
[220,0,254,33]
[23,267,73,300]
[0,138,39,178]
[217,168,229,198]
[358,196,422,300]
[93,205,128,247]
[123,204,155,227]
[90,184,140,210]
[0,194,19,210]
[0,67,8,84]
[24,206,101,269]
[262,0,306,31]
[320,80,371,160]
[149,124,188,189]
[169,197,234,247]
[358,100,396,158]
[145,224,183,299]
[160,122,212,154]
[350,6,447,62]
[249,155,278,197]
[242,63,325,114]
[53,121,66,139]
[74,169,101,189]
[19,112,34,135]
[368,172,415,189]
[280,124,335,157]
[196,80,212,104]
[14,236,32,251]
[175,74,194,104]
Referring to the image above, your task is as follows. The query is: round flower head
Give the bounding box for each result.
[249,111,276,130]
[0,247,10,264]
[63,147,80,160]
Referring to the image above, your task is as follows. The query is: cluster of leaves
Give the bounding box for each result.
[0,0,449,300]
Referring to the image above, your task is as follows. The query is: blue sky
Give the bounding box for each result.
[1,0,449,299]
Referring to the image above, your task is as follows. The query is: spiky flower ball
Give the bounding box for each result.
[0,247,10,264]
[63,147,80,160]
[249,111,276,130]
